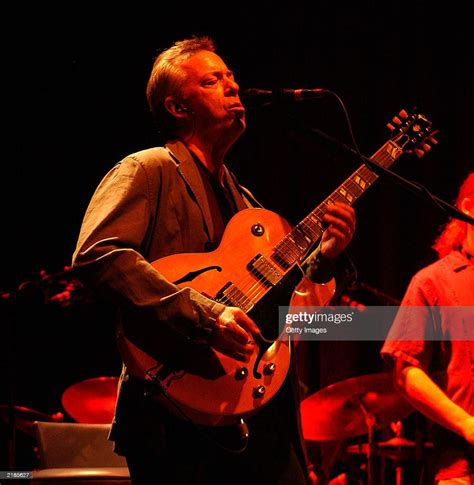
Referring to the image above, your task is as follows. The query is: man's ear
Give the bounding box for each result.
[460,197,473,216]
[164,96,189,118]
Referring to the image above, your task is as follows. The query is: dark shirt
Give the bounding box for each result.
[193,155,237,248]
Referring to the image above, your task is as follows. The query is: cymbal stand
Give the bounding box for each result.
[355,394,377,485]
[392,422,403,485]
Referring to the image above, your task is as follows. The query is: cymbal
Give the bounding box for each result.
[378,437,417,448]
[378,437,433,461]
[346,437,416,455]
[346,437,433,461]
[301,373,414,441]
[61,377,119,424]
[0,405,63,436]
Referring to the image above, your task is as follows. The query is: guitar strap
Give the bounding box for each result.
[227,169,264,210]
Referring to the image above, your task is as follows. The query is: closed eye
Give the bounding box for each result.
[201,70,235,87]
[202,78,218,87]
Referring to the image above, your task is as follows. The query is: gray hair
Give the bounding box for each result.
[146,36,216,139]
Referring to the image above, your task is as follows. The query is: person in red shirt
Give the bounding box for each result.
[382,173,474,484]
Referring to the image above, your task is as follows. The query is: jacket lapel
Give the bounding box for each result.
[165,141,214,241]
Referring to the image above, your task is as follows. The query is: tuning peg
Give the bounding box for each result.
[386,122,396,131]
[428,130,439,145]
[399,110,409,118]
[392,116,402,125]
[415,148,425,158]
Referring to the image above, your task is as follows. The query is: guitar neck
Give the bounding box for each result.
[272,140,404,269]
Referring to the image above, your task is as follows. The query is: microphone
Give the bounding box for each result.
[241,88,327,106]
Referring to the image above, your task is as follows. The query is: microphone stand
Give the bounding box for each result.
[303,125,474,225]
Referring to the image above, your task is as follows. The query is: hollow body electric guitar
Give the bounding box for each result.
[119,110,437,426]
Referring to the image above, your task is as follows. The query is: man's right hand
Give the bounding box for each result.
[210,307,261,362]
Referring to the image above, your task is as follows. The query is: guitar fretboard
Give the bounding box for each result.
[272,140,403,269]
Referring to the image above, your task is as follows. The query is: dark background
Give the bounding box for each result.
[3,1,473,472]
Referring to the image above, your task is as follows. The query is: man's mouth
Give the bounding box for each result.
[227,102,245,112]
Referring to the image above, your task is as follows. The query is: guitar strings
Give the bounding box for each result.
[242,188,361,300]
[240,158,385,301]
[226,148,395,307]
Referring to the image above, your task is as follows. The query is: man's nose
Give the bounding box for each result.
[225,78,239,95]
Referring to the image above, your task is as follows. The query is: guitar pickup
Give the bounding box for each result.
[247,254,282,287]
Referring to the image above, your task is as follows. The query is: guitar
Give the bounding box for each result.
[118,109,437,425]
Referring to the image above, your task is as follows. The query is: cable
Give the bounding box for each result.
[144,368,250,454]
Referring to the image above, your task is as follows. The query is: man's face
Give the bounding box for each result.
[178,51,246,139]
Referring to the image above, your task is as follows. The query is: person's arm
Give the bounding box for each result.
[73,157,218,334]
[73,155,258,359]
[393,359,474,444]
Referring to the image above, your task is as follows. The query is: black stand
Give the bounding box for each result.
[355,395,378,485]
[1,295,17,471]
[1,268,78,472]
[0,289,37,473]
[304,125,474,225]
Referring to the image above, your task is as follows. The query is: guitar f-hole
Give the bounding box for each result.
[172,265,222,285]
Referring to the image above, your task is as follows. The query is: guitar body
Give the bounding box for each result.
[118,208,331,426]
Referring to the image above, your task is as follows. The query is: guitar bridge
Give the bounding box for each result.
[215,282,253,312]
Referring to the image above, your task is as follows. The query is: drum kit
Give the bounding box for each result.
[301,372,433,485]
[3,372,431,484]
[1,377,119,471]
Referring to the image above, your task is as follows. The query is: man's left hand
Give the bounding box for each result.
[320,202,356,259]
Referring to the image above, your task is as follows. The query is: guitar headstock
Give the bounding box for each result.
[387,109,438,157]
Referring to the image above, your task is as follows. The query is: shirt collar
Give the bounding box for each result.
[447,250,473,271]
